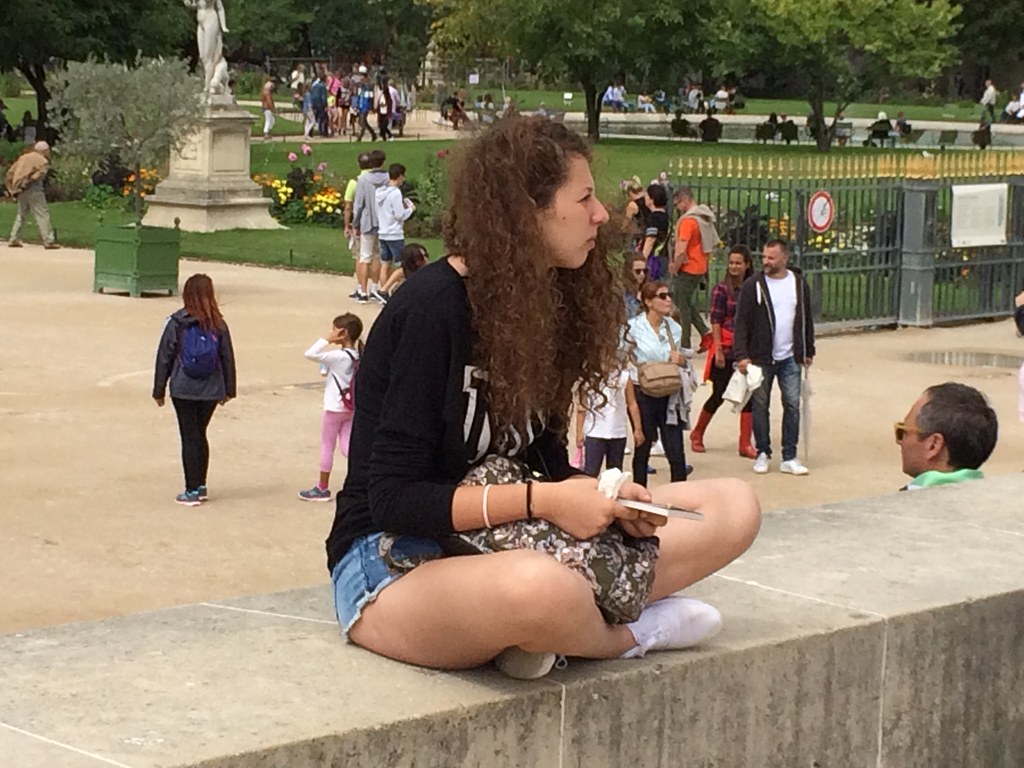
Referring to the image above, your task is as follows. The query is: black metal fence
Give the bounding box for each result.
[672,153,1024,329]
[931,181,1024,322]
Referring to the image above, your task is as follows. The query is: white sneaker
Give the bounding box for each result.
[779,458,809,476]
[493,647,557,680]
[650,439,665,456]
[753,453,770,474]
[622,596,722,658]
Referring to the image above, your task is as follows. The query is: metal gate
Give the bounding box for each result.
[685,157,902,330]
[930,180,1024,323]
[675,153,1024,330]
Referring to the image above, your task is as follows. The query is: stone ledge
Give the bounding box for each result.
[2,473,1023,767]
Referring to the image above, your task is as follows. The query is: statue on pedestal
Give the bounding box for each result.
[187,0,231,97]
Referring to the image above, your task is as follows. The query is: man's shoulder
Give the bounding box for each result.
[678,216,700,234]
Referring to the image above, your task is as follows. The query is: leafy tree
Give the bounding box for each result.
[221,0,431,83]
[308,0,433,76]
[713,0,960,151]
[0,0,189,130]
[429,0,708,140]
[952,0,1024,98]
[49,57,205,224]
[220,0,314,62]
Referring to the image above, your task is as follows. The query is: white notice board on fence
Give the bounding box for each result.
[951,183,1008,247]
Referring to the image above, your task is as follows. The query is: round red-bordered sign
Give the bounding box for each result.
[807,191,835,233]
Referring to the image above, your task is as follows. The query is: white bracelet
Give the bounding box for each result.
[482,485,493,529]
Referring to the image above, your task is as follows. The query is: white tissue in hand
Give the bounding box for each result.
[597,468,632,499]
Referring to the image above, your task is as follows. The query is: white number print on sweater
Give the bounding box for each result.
[462,365,537,463]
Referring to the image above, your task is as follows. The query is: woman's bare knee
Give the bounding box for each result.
[348,550,594,665]
[491,550,593,634]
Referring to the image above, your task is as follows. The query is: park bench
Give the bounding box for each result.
[834,120,855,146]
[755,122,776,143]
[472,106,499,126]
[3,475,1023,767]
[938,129,958,149]
[900,128,925,146]
[778,121,799,144]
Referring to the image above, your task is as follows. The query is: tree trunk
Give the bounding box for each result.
[18,64,49,137]
[808,87,831,153]
[133,161,143,226]
[581,77,601,142]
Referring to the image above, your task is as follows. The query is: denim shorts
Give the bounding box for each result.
[332,532,445,638]
[379,238,404,263]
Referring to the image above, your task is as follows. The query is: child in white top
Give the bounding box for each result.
[574,369,644,477]
[299,313,363,502]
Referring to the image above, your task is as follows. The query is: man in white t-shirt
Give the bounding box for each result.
[713,86,729,113]
[980,79,997,124]
[732,239,816,475]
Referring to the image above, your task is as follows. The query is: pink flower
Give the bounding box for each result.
[316,162,327,171]
[301,144,312,156]
[287,152,298,162]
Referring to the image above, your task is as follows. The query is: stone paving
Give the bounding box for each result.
[1,244,1021,632]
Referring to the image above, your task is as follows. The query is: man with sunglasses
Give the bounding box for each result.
[896,382,998,491]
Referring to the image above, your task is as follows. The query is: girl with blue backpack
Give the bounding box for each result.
[298,313,363,502]
[153,274,236,506]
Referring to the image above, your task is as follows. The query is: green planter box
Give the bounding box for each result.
[94,224,180,297]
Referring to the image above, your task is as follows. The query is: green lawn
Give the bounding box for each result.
[2,96,37,123]
[0,135,974,280]
[242,105,305,137]
[249,136,899,203]
[250,138,455,182]
[0,200,443,274]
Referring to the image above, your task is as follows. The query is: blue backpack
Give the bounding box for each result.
[357,84,374,113]
[180,324,220,379]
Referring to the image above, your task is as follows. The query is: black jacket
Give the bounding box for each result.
[1015,304,1024,335]
[153,308,236,401]
[733,269,815,366]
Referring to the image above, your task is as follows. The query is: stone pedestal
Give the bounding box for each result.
[144,97,282,233]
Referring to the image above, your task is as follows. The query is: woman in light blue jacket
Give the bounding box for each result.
[627,280,693,486]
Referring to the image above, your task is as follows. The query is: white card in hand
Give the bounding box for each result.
[618,498,704,521]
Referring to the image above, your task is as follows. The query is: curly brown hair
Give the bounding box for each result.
[443,117,624,434]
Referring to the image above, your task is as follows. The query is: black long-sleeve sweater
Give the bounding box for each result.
[326,259,579,572]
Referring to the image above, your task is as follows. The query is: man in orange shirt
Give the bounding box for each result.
[670,186,715,350]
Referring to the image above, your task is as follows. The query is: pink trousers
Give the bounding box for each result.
[320,409,354,473]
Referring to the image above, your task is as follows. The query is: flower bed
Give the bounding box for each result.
[252,144,344,227]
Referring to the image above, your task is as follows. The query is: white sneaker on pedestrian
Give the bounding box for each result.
[622,596,722,658]
[650,438,665,457]
[779,458,809,476]
[753,453,770,474]
[493,647,557,680]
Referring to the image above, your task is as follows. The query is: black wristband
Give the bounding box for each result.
[525,480,534,520]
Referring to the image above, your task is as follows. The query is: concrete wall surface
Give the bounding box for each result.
[2,473,1023,768]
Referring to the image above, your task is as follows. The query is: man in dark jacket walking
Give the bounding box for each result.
[733,239,815,475]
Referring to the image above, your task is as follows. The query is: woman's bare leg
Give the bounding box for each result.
[349,549,636,669]
[647,478,761,601]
